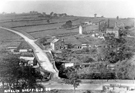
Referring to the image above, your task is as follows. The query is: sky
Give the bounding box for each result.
[0,0,135,18]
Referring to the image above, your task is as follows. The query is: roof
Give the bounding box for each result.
[62,34,104,46]
[107,19,128,28]
[7,42,21,48]
[114,23,119,30]
[106,28,118,32]
[17,41,31,50]
[106,23,119,32]
[75,35,89,44]
[51,38,59,43]
[63,36,81,45]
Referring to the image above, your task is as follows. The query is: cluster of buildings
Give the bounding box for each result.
[7,41,35,66]
[42,24,106,52]
[6,19,121,68]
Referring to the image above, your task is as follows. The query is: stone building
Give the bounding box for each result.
[106,22,119,38]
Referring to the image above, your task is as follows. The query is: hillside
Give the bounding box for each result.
[0,13,134,50]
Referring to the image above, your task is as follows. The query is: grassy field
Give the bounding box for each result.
[0,13,134,50]
[0,14,105,34]
[0,29,21,41]
[0,14,100,39]
[0,28,22,51]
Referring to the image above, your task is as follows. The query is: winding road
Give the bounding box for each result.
[1,26,135,91]
[0,26,59,80]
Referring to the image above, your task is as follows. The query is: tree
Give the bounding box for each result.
[62,20,72,29]
[116,16,119,20]
[39,37,47,44]
[119,28,127,37]
[65,20,72,28]
[126,65,135,80]
[84,57,95,63]
[94,14,97,17]
[0,55,20,84]
[103,29,133,63]
[61,49,73,61]
[63,67,81,93]
[47,19,50,23]
[0,54,43,90]
[85,90,92,93]
[114,59,135,80]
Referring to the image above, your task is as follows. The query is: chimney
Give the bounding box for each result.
[79,25,83,34]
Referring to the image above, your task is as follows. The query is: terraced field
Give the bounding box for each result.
[0,13,134,49]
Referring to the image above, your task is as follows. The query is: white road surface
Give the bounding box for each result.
[0,26,59,78]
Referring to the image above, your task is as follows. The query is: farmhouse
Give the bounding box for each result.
[6,42,21,53]
[42,25,105,52]
[7,46,18,52]
[62,35,82,50]
[8,41,35,66]
[41,37,67,51]
[60,34,104,50]
[50,38,67,51]
[16,41,33,53]
[18,43,35,66]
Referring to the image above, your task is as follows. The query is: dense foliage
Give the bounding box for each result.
[103,29,133,63]
[62,20,72,29]
[63,67,81,93]
[0,54,44,89]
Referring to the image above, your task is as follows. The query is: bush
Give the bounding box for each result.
[0,54,44,89]
[84,57,95,63]
[62,20,72,29]
[103,30,133,63]
[125,26,132,29]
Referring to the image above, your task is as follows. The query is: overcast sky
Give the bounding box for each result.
[0,0,135,18]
